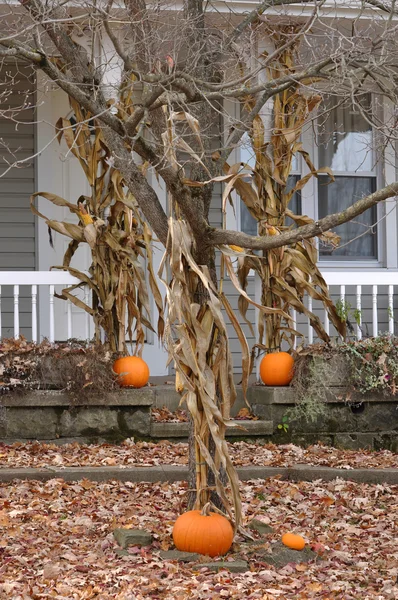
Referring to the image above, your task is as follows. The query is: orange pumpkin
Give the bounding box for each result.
[113,356,149,388]
[173,503,234,557]
[260,352,294,386]
[281,533,305,551]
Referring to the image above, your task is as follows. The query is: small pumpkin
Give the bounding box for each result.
[173,503,234,557]
[113,356,149,388]
[260,352,294,386]
[281,532,305,551]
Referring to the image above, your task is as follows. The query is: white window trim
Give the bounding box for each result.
[222,98,241,233]
[301,95,391,268]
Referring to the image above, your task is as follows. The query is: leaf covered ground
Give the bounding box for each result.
[0,440,397,469]
[0,476,397,599]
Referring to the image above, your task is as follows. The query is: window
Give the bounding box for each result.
[317,96,377,260]
[239,135,301,235]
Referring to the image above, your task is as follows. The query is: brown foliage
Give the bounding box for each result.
[0,337,117,403]
[160,218,243,530]
[219,36,346,355]
[31,98,164,355]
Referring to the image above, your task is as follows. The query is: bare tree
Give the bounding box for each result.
[1,0,398,530]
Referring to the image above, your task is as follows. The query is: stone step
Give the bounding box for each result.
[152,386,262,417]
[150,419,274,439]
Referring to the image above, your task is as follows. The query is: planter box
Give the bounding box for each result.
[250,385,398,451]
[0,383,396,450]
[0,390,154,443]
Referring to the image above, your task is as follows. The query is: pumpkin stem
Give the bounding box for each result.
[201,502,212,516]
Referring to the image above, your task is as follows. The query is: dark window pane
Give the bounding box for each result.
[318,176,377,259]
[285,175,301,227]
[240,175,301,235]
[241,201,257,236]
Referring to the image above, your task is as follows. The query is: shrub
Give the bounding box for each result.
[291,334,398,422]
[0,337,118,402]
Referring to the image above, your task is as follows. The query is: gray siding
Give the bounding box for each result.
[210,184,256,374]
[0,63,36,339]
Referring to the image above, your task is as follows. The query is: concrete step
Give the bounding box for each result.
[1,465,398,485]
[152,386,259,417]
[150,419,274,439]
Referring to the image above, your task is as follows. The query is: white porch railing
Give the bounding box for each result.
[320,270,395,341]
[0,272,90,343]
[0,270,396,344]
[289,270,396,346]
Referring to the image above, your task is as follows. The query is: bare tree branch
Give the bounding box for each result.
[225,0,316,49]
[102,127,169,245]
[103,14,137,76]
[362,0,398,15]
[17,0,95,85]
[210,182,398,250]
[2,0,397,256]
[217,55,334,167]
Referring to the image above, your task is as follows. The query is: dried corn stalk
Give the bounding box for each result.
[152,102,251,528]
[31,98,164,354]
[159,218,243,531]
[221,32,346,358]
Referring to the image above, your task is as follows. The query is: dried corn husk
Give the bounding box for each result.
[159,218,242,531]
[31,97,164,354]
[221,32,346,353]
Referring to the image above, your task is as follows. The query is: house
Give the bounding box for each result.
[0,2,397,376]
